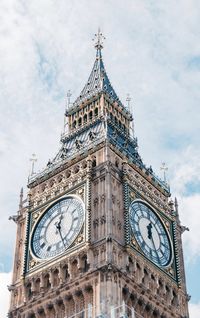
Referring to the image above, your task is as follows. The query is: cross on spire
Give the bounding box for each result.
[93,28,105,51]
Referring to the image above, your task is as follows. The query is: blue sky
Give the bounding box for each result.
[0,0,200,316]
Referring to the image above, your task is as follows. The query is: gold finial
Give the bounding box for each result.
[30,153,37,175]
[160,162,168,183]
[93,28,105,50]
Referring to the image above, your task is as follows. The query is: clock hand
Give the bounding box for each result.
[55,219,65,248]
[147,222,161,265]
[151,233,161,266]
[147,223,153,239]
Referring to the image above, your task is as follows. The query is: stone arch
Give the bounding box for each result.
[65,170,71,178]
[62,264,70,282]
[80,254,89,273]
[78,117,82,126]
[52,268,59,287]
[73,120,76,128]
[73,164,80,174]
[49,179,55,188]
[94,107,98,116]
[92,156,96,168]
[135,262,142,283]
[41,183,47,192]
[81,160,87,169]
[37,306,45,318]
[115,157,119,168]
[64,295,75,317]
[83,114,87,123]
[34,277,40,294]
[89,110,93,121]
[75,290,85,314]
[43,273,51,291]
[25,281,32,300]
[55,298,65,318]
[172,290,179,306]
[142,268,149,287]
[84,285,93,308]
[71,259,79,278]
[45,302,55,318]
[57,174,63,183]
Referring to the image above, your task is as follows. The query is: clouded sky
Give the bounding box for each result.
[1,0,200,317]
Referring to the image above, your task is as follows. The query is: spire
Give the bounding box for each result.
[19,187,23,210]
[93,28,105,59]
[73,30,123,108]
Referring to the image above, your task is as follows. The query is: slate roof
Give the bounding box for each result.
[73,48,123,107]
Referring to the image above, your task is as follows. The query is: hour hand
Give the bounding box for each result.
[54,218,65,247]
[147,223,152,239]
[55,219,61,231]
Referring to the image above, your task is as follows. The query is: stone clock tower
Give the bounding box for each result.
[9,31,189,318]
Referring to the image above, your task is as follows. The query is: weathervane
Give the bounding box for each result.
[30,153,37,175]
[160,162,168,183]
[93,28,105,50]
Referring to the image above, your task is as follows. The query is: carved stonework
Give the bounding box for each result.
[9,36,189,318]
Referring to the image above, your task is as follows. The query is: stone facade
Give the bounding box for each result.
[8,34,189,318]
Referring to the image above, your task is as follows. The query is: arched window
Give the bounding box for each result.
[95,108,98,116]
[78,117,82,126]
[52,269,59,287]
[89,111,93,121]
[84,114,87,123]
[115,158,119,168]
[26,283,32,300]
[92,156,96,167]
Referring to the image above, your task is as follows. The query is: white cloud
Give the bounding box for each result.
[189,302,200,318]
[168,146,200,259]
[0,0,200,309]
[179,194,200,259]
[0,272,12,317]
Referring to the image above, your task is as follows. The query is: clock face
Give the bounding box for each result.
[31,196,84,259]
[129,200,172,267]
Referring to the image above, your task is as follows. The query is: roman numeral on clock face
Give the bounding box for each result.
[31,196,85,259]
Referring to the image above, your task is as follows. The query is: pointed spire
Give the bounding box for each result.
[93,28,105,59]
[174,197,180,223]
[73,30,123,108]
[19,187,23,210]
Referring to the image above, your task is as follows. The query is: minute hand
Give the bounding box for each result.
[151,235,161,265]
[55,215,65,248]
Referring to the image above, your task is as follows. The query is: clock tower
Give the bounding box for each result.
[9,31,190,318]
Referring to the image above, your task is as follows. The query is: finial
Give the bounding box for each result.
[30,153,37,175]
[126,94,131,111]
[160,162,168,183]
[93,28,105,52]
[19,187,24,210]
[66,90,72,110]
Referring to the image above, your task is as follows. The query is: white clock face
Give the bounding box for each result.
[31,196,84,259]
[129,200,172,267]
